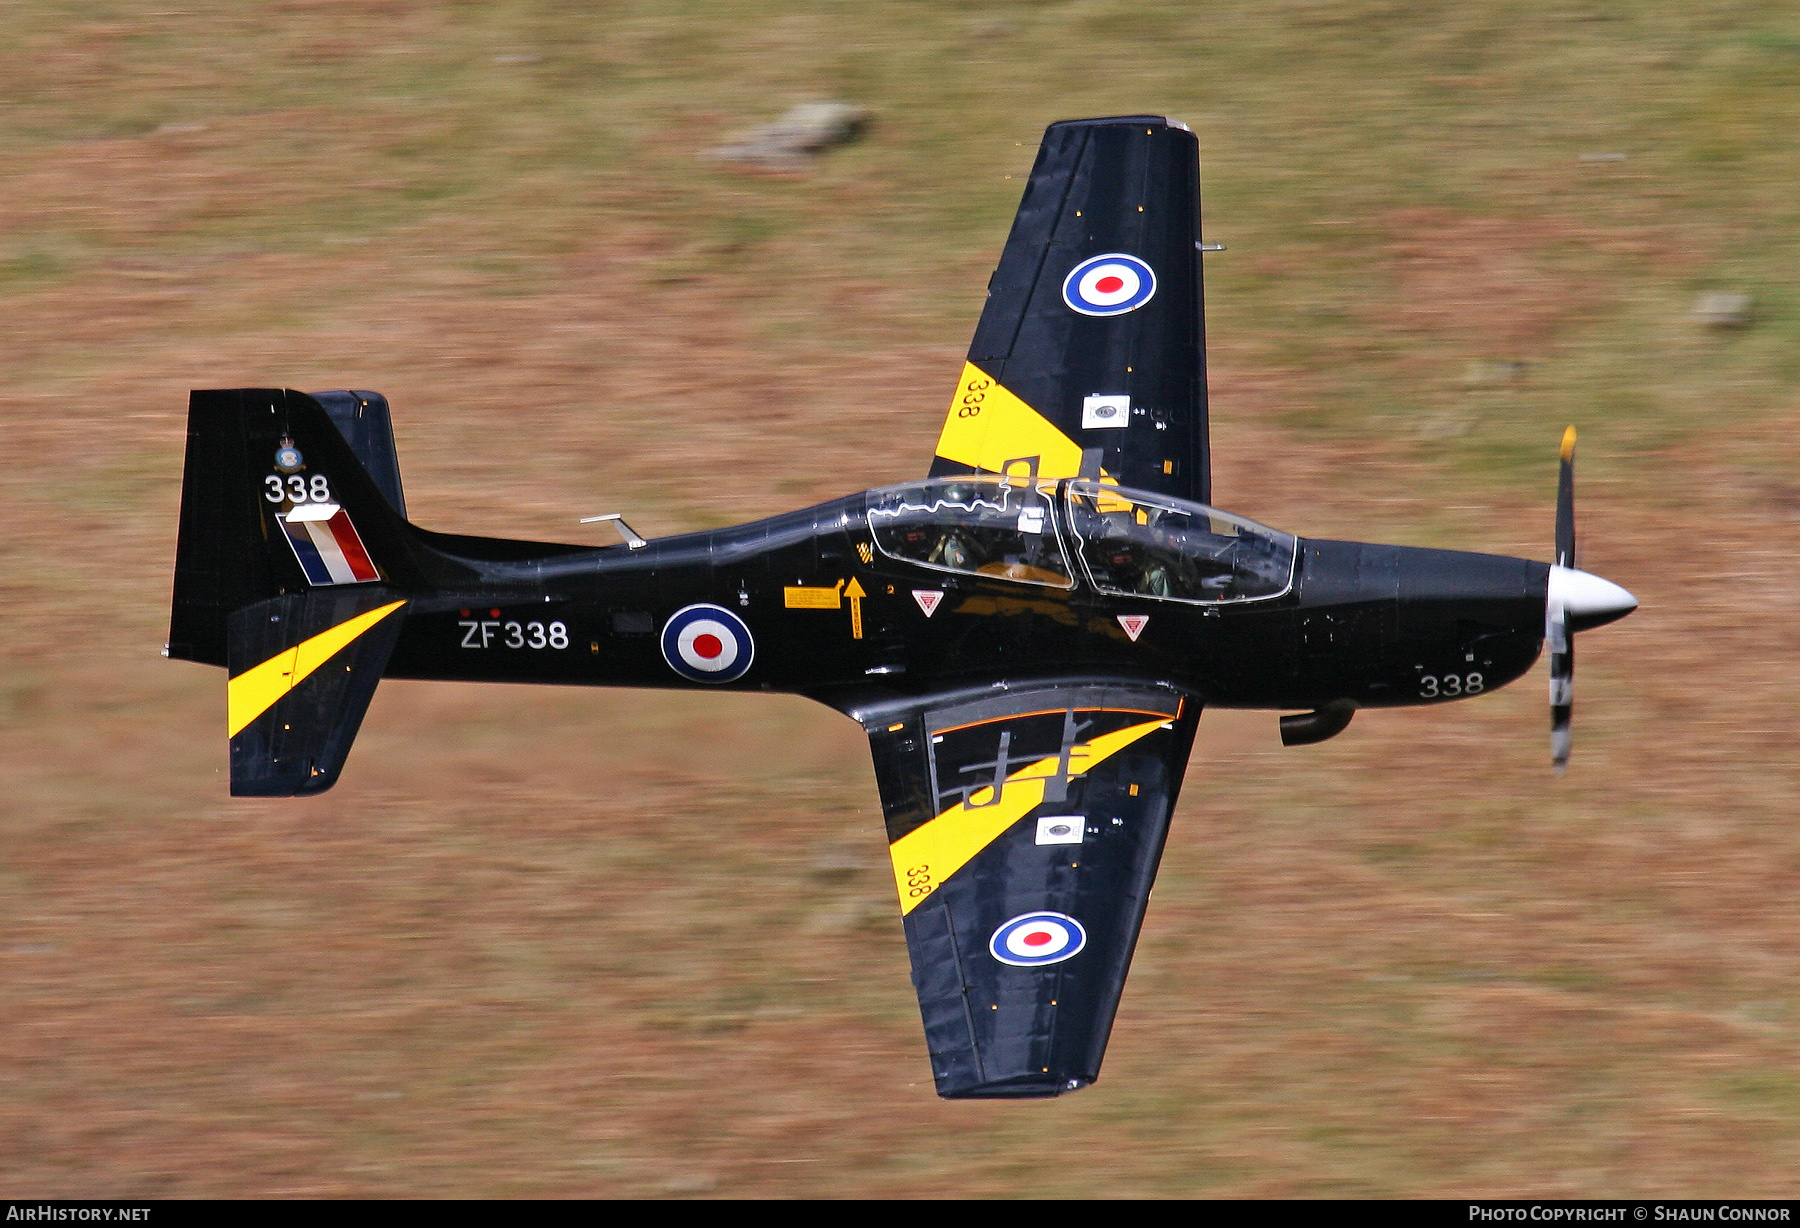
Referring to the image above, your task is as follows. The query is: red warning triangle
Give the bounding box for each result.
[912,590,943,617]
[1117,614,1149,642]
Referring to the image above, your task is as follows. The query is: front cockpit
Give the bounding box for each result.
[865,476,1297,604]
[1062,480,1297,603]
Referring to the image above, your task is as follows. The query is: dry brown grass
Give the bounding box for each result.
[2,0,1799,1199]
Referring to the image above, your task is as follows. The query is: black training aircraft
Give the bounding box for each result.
[169,116,1636,1100]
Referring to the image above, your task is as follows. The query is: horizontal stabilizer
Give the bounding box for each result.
[227,590,408,796]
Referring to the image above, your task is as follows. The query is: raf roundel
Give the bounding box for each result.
[990,911,1088,967]
[1062,253,1157,317]
[660,603,755,684]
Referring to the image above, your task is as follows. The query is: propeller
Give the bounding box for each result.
[1544,426,1638,774]
[1549,426,1576,774]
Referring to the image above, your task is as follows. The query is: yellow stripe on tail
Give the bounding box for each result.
[226,601,407,738]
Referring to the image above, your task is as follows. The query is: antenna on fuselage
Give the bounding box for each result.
[580,512,649,549]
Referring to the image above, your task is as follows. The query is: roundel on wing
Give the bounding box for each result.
[989,911,1088,966]
[1062,253,1157,317]
[660,604,755,683]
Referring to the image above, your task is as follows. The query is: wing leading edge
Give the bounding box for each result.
[931,116,1208,505]
[850,678,1201,1098]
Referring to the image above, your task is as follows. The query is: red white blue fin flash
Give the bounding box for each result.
[281,504,380,586]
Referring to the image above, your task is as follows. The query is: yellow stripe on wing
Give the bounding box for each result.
[226,601,407,738]
[889,716,1168,915]
[934,361,1087,479]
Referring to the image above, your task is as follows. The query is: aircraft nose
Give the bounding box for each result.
[1548,564,1637,632]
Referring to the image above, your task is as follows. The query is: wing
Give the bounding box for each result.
[931,116,1209,505]
[849,678,1200,1098]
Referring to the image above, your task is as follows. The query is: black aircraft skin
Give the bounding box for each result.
[169,117,1637,1100]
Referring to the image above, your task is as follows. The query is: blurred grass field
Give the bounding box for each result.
[2,0,1798,1198]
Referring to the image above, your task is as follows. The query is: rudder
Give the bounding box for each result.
[310,390,408,518]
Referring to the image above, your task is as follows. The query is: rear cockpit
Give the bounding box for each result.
[866,476,1296,604]
[867,477,1074,588]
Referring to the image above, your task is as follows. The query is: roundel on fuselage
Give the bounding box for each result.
[660,604,755,683]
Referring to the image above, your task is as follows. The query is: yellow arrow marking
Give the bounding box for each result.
[226,601,407,738]
[888,716,1167,915]
[844,576,866,639]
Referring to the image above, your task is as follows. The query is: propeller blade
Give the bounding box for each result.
[1548,602,1572,775]
[1550,425,1576,773]
[1555,425,1576,569]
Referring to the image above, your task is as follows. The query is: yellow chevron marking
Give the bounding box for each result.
[888,716,1167,915]
[226,601,407,738]
[933,361,1087,479]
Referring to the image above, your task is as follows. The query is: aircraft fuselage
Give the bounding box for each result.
[380,488,1550,722]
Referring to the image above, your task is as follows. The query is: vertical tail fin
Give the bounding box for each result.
[169,388,429,667]
[169,388,435,795]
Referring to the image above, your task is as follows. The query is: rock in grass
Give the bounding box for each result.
[706,103,870,172]
[1461,358,1526,386]
[1693,292,1753,328]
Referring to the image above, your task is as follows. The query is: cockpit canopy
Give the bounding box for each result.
[867,477,1075,589]
[866,476,1297,605]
